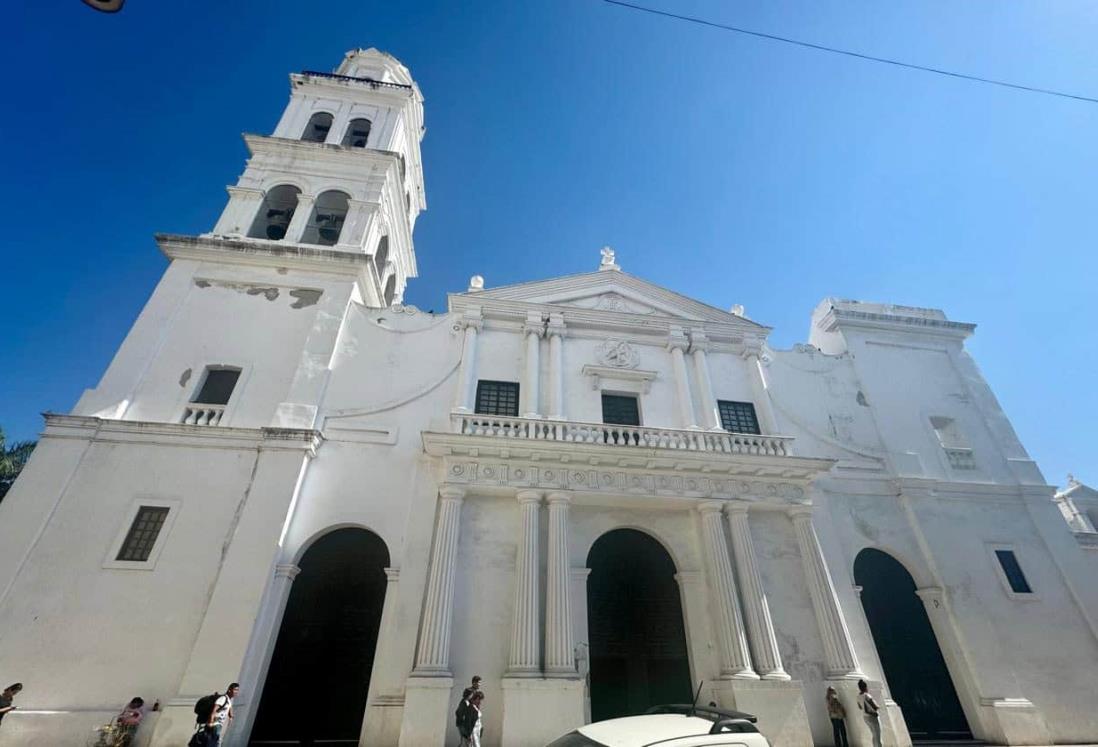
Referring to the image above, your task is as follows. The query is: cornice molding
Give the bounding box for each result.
[816,306,975,340]
[158,234,371,278]
[40,414,322,453]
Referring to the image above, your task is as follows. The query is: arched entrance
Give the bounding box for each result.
[854,548,971,741]
[586,529,693,722]
[251,528,390,746]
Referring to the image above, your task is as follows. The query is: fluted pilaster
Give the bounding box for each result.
[669,329,698,429]
[697,501,756,679]
[523,315,542,418]
[689,330,721,430]
[508,490,542,674]
[453,313,482,412]
[726,503,788,680]
[413,486,466,674]
[790,507,862,678]
[545,491,576,675]
[548,314,565,420]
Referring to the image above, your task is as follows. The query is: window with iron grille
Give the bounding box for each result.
[994,550,1033,594]
[601,394,641,426]
[115,506,171,562]
[475,380,520,417]
[193,368,241,405]
[717,400,761,434]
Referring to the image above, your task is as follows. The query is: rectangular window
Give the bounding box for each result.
[601,394,640,426]
[718,400,761,434]
[115,506,171,562]
[475,380,520,417]
[193,367,241,405]
[994,549,1033,594]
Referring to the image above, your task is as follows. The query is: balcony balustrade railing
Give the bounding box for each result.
[181,404,226,426]
[451,412,792,457]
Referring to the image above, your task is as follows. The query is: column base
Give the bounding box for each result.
[827,679,911,747]
[711,679,812,747]
[398,675,454,747]
[501,677,585,747]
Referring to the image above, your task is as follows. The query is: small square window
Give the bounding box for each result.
[116,506,171,562]
[717,401,761,434]
[601,394,640,426]
[994,549,1033,595]
[475,381,519,417]
[193,368,241,406]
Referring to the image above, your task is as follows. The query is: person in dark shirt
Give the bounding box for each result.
[0,683,23,727]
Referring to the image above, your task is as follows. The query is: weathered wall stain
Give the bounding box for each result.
[179,368,192,388]
[290,289,323,309]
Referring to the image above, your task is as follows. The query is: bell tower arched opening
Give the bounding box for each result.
[586,528,692,722]
[854,548,972,741]
[250,528,390,745]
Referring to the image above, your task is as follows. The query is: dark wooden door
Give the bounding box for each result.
[587,529,693,722]
[854,548,972,741]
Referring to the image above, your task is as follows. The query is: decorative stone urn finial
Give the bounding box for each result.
[599,246,620,272]
[468,275,484,292]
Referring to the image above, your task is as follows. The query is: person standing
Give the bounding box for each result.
[826,686,849,747]
[857,680,883,747]
[470,675,482,694]
[467,691,485,747]
[456,688,475,747]
[0,683,22,729]
[116,697,145,747]
[205,683,238,747]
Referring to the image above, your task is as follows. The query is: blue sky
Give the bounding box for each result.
[2,1,1096,485]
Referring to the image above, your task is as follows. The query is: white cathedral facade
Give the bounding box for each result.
[1,49,1097,747]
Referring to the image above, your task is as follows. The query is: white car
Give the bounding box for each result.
[546,705,771,747]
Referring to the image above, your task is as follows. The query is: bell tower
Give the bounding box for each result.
[209,48,425,307]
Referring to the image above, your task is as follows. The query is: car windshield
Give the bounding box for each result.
[545,730,608,747]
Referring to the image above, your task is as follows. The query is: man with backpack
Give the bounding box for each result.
[192,683,238,747]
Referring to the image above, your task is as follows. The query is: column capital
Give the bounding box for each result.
[384,567,401,582]
[274,563,301,580]
[740,335,765,360]
[787,504,814,521]
[523,312,545,337]
[667,326,690,352]
[227,185,265,198]
[724,501,751,517]
[915,586,946,605]
[697,499,725,515]
[296,193,317,204]
[688,329,710,353]
[547,490,573,505]
[516,489,543,504]
[439,485,467,501]
[547,312,567,337]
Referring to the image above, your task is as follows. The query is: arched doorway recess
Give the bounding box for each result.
[586,528,693,722]
[854,548,972,741]
[250,528,390,745]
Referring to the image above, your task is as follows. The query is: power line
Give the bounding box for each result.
[603,0,1098,105]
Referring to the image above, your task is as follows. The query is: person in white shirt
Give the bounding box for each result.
[205,682,238,747]
[468,690,485,747]
[856,679,883,747]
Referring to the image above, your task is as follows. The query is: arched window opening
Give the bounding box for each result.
[302,190,350,246]
[342,118,372,148]
[248,185,301,241]
[383,275,397,306]
[374,235,390,276]
[301,112,333,143]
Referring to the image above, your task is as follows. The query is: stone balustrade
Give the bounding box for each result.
[451,412,792,456]
[181,404,226,426]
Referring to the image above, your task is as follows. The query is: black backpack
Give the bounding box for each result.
[454,700,470,730]
[194,692,221,725]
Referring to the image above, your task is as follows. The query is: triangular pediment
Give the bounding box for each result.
[453,270,768,330]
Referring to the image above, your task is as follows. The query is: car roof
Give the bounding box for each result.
[578,714,725,746]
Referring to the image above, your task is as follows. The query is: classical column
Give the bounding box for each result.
[285,193,315,243]
[742,337,780,435]
[669,327,699,430]
[789,507,863,678]
[413,486,466,674]
[547,313,566,420]
[545,491,577,675]
[507,490,542,675]
[523,313,543,418]
[697,501,756,678]
[725,503,789,680]
[689,330,721,430]
[453,310,483,413]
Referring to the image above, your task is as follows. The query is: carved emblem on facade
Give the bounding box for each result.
[594,293,627,312]
[599,338,639,369]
